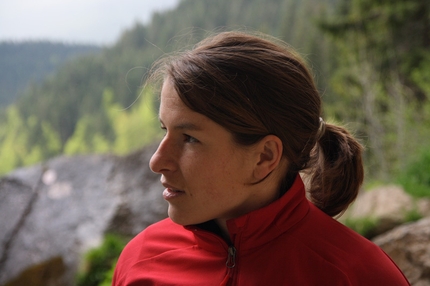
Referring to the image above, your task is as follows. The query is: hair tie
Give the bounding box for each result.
[316,117,326,141]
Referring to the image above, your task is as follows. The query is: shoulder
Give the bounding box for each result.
[122,218,194,260]
[139,218,185,241]
[287,203,409,284]
[113,218,196,285]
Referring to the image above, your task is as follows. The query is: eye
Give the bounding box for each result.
[183,134,199,143]
[160,126,167,136]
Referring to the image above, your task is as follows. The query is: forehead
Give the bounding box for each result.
[159,80,209,125]
[158,80,242,148]
[160,79,185,108]
[160,79,191,114]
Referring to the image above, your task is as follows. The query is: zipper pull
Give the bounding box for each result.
[226,246,236,268]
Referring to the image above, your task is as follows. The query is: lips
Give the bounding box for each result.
[161,182,185,200]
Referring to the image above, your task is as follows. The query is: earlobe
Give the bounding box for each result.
[253,135,283,181]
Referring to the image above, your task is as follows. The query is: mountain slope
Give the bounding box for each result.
[0,42,100,106]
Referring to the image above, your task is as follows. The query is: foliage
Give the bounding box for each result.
[344,207,423,238]
[319,0,430,181]
[99,263,117,286]
[76,234,127,286]
[403,208,423,223]
[63,87,161,156]
[104,87,161,154]
[0,106,61,174]
[344,216,379,238]
[397,147,430,198]
[0,41,99,106]
[0,85,160,174]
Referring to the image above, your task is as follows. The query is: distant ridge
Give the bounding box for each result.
[0,41,101,106]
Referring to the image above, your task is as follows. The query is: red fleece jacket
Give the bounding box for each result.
[113,175,410,285]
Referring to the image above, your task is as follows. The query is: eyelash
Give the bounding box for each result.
[183,134,199,143]
[160,127,199,143]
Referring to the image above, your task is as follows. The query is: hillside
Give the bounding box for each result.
[0,0,335,174]
[0,0,429,188]
[0,42,100,106]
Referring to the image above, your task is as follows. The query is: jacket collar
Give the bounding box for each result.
[186,175,310,251]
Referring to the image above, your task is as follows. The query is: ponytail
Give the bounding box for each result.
[306,123,364,217]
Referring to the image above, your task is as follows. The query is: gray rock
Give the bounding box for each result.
[418,199,430,218]
[343,185,415,221]
[373,217,430,285]
[0,145,167,285]
[338,185,427,238]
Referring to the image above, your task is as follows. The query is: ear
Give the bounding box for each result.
[253,135,283,181]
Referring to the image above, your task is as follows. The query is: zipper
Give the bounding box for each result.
[220,245,237,286]
[188,224,238,284]
[226,245,237,268]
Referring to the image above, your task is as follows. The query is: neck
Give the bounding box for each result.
[213,162,290,243]
[215,219,231,242]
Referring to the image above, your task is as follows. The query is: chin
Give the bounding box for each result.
[168,208,189,225]
[168,208,204,226]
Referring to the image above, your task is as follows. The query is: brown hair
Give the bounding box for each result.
[155,31,363,217]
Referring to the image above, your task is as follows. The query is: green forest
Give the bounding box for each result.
[0,0,429,193]
[0,42,100,106]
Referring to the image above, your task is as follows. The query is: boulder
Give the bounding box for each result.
[373,217,430,285]
[418,199,430,218]
[0,145,167,286]
[339,185,427,238]
[345,185,414,220]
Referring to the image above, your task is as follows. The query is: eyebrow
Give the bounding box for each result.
[159,119,203,131]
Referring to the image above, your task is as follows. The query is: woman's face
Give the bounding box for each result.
[150,79,267,226]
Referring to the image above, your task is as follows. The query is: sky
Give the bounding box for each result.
[0,0,180,45]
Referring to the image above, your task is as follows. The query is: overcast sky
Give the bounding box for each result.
[0,0,180,45]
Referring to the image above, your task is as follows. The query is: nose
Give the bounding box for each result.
[149,137,176,174]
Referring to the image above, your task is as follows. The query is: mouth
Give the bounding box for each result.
[161,182,186,200]
[161,182,184,192]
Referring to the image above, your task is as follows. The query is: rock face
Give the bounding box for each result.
[373,217,430,285]
[0,145,167,286]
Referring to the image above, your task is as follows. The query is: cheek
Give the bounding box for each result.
[183,150,229,175]
[221,152,252,182]
[206,161,243,194]
[182,150,245,191]
[187,163,230,196]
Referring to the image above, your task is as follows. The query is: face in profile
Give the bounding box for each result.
[149,79,269,227]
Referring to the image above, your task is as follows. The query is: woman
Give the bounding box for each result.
[113,32,409,285]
